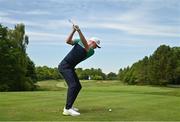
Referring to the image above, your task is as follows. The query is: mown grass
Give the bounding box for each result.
[0,80,180,121]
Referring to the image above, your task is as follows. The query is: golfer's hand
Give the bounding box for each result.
[72,26,76,32]
[73,25,80,31]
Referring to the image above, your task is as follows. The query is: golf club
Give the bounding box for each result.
[68,19,79,31]
[68,19,75,26]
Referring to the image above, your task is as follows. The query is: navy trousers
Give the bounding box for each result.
[58,60,82,109]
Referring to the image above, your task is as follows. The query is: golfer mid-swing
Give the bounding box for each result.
[58,25,101,116]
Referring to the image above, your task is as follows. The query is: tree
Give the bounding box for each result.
[35,66,63,81]
[118,45,180,85]
[75,68,106,80]
[107,72,117,80]
[26,57,37,83]
[0,24,37,91]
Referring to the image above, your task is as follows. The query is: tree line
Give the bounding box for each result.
[118,45,180,85]
[1,24,179,91]
[35,66,117,81]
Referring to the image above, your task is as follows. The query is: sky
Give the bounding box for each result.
[0,0,179,74]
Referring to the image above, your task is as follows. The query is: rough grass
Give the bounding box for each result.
[0,80,180,121]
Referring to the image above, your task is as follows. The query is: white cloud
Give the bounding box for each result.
[27,31,66,38]
[0,16,70,30]
[1,0,179,46]
[103,39,180,47]
[76,0,180,38]
[78,21,180,38]
[7,10,51,15]
[26,31,66,42]
[25,10,51,15]
[0,16,40,26]
[0,11,9,16]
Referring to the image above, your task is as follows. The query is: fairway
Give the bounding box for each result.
[0,80,180,121]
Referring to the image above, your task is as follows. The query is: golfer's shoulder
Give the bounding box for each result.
[87,47,95,55]
[73,38,81,45]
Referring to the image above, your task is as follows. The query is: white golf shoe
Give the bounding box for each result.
[63,107,80,116]
[72,107,79,111]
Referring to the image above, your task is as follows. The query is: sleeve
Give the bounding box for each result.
[86,48,95,59]
[88,48,95,56]
[72,38,80,45]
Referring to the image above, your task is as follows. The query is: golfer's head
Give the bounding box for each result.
[88,37,101,49]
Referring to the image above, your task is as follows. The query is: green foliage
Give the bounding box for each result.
[26,57,37,83]
[36,67,115,81]
[0,24,36,91]
[35,66,63,81]
[118,45,180,85]
[75,68,106,80]
[106,72,117,80]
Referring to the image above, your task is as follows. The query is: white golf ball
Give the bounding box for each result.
[109,109,112,112]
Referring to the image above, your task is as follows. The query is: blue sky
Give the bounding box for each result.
[0,0,179,73]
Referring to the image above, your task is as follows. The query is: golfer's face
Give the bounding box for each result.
[92,41,97,49]
[88,41,96,49]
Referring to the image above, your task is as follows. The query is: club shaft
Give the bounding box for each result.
[68,19,75,25]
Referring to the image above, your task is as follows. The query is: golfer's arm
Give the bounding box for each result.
[66,30,76,45]
[77,30,89,51]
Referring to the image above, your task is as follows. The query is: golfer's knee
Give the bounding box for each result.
[58,64,65,73]
[77,84,82,92]
[58,64,62,72]
[70,83,81,90]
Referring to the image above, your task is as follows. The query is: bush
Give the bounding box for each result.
[0,84,9,92]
